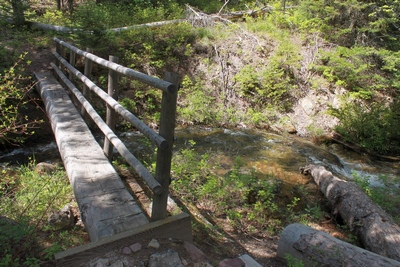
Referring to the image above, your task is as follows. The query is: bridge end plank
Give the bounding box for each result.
[55,212,192,266]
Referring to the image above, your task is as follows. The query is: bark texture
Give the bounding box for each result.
[300,164,400,261]
[277,223,400,267]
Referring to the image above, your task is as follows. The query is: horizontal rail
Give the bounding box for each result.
[54,37,176,94]
[51,62,163,195]
[52,51,168,150]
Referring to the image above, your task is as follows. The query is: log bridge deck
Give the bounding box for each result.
[34,71,192,266]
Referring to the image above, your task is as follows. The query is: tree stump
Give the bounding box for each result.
[277,223,400,267]
[300,164,400,261]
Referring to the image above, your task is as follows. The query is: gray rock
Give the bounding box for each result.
[48,204,75,229]
[88,258,124,267]
[148,249,185,267]
[34,162,57,175]
[218,258,245,267]
[183,241,209,263]
[300,97,315,115]
[147,238,160,249]
[121,247,132,255]
[129,242,142,252]
[194,263,214,267]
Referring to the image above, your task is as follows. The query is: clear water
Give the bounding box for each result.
[1,126,399,187]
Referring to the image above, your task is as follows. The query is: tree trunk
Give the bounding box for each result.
[300,164,400,261]
[277,223,400,267]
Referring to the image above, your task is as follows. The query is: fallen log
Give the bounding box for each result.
[277,223,400,267]
[300,164,400,261]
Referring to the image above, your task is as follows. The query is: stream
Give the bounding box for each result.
[1,126,399,188]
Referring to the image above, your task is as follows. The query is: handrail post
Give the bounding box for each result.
[151,72,180,221]
[55,40,60,56]
[103,55,119,161]
[59,45,66,74]
[81,48,92,119]
[68,43,78,105]
[54,40,61,82]
[68,43,76,81]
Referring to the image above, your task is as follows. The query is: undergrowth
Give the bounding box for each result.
[170,141,326,237]
[353,172,400,223]
[0,161,85,266]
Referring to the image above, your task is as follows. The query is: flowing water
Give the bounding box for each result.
[1,126,399,188]
[172,127,399,185]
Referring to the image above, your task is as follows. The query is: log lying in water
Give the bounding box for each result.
[300,164,400,261]
[277,223,400,267]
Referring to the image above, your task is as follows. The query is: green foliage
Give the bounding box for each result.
[69,0,184,48]
[353,172,400,222]
[177,76,216,124]
[7,0,28,26]
[234,39,300,111]
[0,54,43,145]
[118,22,196,73]
[285,254,305,267]
[315,46,400,98]
[329,98,400,155]
[0,161,79,265]
[70,1,113,48]
[171,144,313,235]
[0,162,72,231]
[34,9,71,25]
[297,0,400,49]
[0,217,38,267]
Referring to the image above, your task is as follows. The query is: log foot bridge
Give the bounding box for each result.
[34,38,192,266]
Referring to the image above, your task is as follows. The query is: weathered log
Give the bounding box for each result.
[300,164,400,261]
[277,223,400,267]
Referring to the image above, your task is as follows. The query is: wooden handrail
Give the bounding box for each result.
[52,39,179,220]
[52,51,167,149]
[51,62,163,195]
[53,37,176,94]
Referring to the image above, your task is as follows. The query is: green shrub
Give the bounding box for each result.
[0,161,76,265]
[353,172,400,222]
[177,76,216,124]
[171,144,308,235]
[329,98,400,155]
[234,39,300,111]
[0,54,43,145]
[296,0,400,49]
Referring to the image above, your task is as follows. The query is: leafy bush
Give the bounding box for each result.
[296,0,400,49]
[314,46,400,99]
[234,39,300,111]
[177,76,216,124]
[0,54,43,145]
[0,161,78,265]
[329,98,400,155]
[353,172,400,222]
[171,143,315,235]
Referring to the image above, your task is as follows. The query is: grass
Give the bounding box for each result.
[0,160,87,266]
[170,141,328,237]
[353,172,400,224]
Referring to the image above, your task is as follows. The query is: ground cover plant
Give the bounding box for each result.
[170,141,326,237]
[0,161,86,266]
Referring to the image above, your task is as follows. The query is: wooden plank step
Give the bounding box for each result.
[55,213,192,266]
[34,71,150,242]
